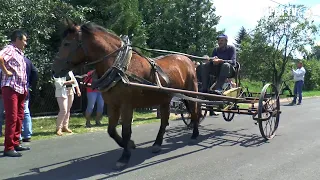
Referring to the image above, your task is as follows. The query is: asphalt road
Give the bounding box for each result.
[1,97,320,180]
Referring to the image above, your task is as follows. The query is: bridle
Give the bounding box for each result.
[60,28,128,71]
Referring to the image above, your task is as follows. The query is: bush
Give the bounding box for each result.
[302,59,320,91]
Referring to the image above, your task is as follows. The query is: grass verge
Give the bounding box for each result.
[0,112,179,142]
[302,91,320,97]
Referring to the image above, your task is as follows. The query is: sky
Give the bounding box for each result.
[212,0,320,47]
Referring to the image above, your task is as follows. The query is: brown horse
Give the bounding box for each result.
[52,19,200,170]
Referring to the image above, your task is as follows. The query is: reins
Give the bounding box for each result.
[130,45,213,61]
[73,44,211,69]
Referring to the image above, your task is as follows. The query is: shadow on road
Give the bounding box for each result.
[5,124,267,180]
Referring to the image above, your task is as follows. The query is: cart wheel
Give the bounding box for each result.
[222,112,235,122]
[181,107,207,127]
[257,83,280,140]
[222,104,237,122]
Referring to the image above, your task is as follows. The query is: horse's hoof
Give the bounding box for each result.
[129,140,136,149]
[113,161,128,171]
[151,145,161,153]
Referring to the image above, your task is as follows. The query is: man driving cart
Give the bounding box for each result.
[199,34,237,95]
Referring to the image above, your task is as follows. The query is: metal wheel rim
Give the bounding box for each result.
[258,84,280,140]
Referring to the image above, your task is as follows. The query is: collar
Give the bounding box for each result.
[9,43,24,56]
[218,45,228,51]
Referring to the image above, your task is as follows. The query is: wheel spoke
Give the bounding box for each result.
[269,116,273,137]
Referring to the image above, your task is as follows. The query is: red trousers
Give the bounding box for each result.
[2,87,27,151]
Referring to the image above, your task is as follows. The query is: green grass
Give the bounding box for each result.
[302,91,320,97]
[241,79,320,98]
[235,79,320,108]
[240,79,263,93]
[0,112,179,142]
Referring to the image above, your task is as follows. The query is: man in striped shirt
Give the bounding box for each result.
[0,30,30,157]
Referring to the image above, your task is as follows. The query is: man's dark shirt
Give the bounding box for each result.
[24,57,38,99]
[212,45,237,66]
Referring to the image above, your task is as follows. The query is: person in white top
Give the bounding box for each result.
[53,71,81,135]
[290,61,306,105]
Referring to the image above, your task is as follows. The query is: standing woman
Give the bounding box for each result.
[54,71,81,136]
[83,70,104,127]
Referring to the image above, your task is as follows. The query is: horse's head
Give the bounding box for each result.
[52,18,122,77]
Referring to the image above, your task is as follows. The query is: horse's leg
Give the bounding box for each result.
[189,101,200,142]
[152,103,170,153]
[107,104,123,147]
[188,74,200,142]
[115,106,135,170]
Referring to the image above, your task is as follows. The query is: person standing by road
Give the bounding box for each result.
[290,61,306,105]
[0,29,30,157]
[83,70,104,127]
[54,70,81,136]
[20,57,38,142]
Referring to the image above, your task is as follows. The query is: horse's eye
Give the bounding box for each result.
[64,42,70,47]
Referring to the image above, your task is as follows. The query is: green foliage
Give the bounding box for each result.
[138,0,222,57]
[239,31,275,82]
[311,45,320,60]
[302,59,320,90]
[234,26,249,49]
[0,0,90,87]
[67,0,222,58]
[69,0,148,47]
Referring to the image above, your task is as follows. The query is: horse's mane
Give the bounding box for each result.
[62,21,120,41]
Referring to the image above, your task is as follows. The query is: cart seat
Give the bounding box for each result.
[223,87,242,97]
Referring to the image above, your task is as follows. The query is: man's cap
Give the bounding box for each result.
[217,34,228,40]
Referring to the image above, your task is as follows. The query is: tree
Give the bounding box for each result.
[311,45,320,60]
[65,0,222,58]
[242,4,319,88]
[139,0,222,56]
[68,0,148,47]
[234,26,250,49]
[239,31,275,82]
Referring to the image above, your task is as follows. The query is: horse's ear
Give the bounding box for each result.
[63,18,78,28]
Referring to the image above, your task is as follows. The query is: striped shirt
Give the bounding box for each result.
[0,44,27,94]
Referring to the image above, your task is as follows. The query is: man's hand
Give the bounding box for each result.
[77,91,81,97]
[213,59,223,65]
